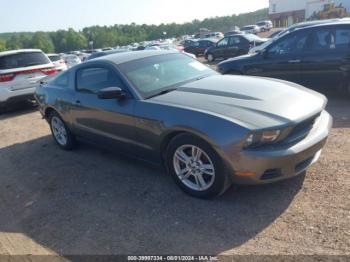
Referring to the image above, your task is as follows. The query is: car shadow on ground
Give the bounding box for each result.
[0,134,305,257]
[0,101,38,120]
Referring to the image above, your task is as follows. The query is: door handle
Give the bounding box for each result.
[288,59,301,63]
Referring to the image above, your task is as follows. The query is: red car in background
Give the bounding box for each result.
[184,39,218,57]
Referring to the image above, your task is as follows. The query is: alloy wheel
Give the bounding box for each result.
[51,116,68,146]
[173,145,215,191]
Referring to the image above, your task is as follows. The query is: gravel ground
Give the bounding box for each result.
[0,90,349,259]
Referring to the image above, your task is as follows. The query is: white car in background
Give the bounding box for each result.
[0,49,57,107]
[63,54,81,68]
[241,25,260,34]
[47,53,67,72]
[256,20,273,32]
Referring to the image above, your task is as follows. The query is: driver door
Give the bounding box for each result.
[70,65,136,151]
[246,30,309,84]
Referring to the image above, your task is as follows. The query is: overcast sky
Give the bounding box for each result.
[0,0,269,33]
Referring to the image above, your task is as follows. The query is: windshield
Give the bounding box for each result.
[243,26,255,30]
[119,53,216,99]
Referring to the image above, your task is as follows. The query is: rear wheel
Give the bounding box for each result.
[49,111,76,150]
[166,134,232,198]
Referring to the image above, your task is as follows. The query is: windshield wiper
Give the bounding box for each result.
[146,88,177,99]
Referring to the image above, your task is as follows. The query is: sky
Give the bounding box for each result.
[0,0,269,33]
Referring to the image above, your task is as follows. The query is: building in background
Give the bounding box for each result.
[269,0,350,27]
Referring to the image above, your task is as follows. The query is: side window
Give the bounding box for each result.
[229,36,240,46]
[312,29,335,51]
[335,28,350,50]
[54,71,69,87]
[268,32,308,56]
[198,41,206,47]
[76,67,122,94]
[217,38,229,47]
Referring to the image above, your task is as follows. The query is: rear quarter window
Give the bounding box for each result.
[0,52,50,70]
[53,71,69,87]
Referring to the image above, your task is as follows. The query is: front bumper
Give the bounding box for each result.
[230,110,332,185]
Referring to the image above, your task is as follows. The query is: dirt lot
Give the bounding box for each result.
[0,87,349,259]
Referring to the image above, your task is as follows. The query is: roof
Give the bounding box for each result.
[296,20,350,31]
[0,49,43,57]
[98,50,178,65]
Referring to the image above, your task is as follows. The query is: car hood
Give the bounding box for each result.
[149,75,326,129]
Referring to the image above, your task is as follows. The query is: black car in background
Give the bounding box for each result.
[184,39,218,57]
[204,34,267,62]
[217,21,350,95]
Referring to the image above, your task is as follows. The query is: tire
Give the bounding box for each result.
[49,111,76,150]
[207,53,215,62]
[165,133,232,198]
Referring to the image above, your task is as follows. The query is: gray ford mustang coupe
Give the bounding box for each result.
[35,51,332,198]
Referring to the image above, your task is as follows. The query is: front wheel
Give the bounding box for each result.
[206,53,215,62]
[166,134,232,198]
[49,111,76,150]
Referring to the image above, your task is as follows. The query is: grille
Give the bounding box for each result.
[261,169,282,180]
[282,113,320,146]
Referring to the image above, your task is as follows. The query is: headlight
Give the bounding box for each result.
[244,129,281,148]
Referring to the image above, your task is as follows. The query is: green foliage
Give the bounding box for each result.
[31,32,55,53]
[0,8,268,52]
[0,39,6,51]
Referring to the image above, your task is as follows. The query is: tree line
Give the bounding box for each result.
[0,8,268,53]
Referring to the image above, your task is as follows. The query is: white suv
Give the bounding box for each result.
[256,20,273,32]
[0,49,57,107]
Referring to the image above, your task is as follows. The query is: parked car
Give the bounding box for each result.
[180,39,198,48]
[87,49,129,60]
[241,25,260,34]
[35,51,332,198]
[184,39,218,57]
[63,54,81,68]
[0,49,57,107]
[204,32,224,39]
[248,19,348,54]
[218,21,350,95]
[47,53,68,72]
[256,20,273,32]
[204,34,267,62]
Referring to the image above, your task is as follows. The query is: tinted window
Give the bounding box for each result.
[229,36,240,46]
[268,32,308,56]
[335,28,350,50]
[312,29,335,50]
[0,52,50,70]
[76,67,122,94]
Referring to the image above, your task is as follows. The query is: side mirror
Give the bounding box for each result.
[98,87,126,100]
